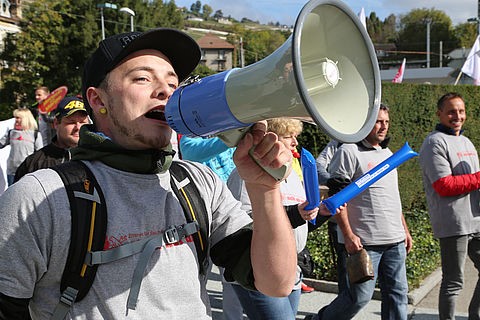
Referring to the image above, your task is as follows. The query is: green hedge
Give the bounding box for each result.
[299,83,480,289]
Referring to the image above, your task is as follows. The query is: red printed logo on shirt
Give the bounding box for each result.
[103,230,194,250]
[457,151,477,159]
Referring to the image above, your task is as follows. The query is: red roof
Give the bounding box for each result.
[197,34,235,50]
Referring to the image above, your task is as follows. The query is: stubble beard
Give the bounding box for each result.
[110,112,170,150]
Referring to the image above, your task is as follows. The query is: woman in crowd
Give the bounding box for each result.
[226,118,335,320]
[0,108,43,185]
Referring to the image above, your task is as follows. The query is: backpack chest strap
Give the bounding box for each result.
[52,222,198,319]
[84,221,199,266]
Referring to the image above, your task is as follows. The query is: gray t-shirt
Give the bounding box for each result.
[328,141,405,246]
[316,140,339,185]
[0,160,252,319]
[419,130,480,238]
[0,129,43,175]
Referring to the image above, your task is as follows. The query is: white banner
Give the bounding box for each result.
[358,8,367,30]
[0,118,15,194]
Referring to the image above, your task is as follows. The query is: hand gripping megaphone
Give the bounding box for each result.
[166,0,381,179]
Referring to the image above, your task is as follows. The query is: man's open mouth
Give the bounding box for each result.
[145,109,166,121]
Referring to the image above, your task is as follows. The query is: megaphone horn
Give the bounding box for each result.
[166,0,381,145]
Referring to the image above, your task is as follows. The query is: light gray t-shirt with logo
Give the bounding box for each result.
[0,160,252,319]
[419,130,480,239]
[328,141,405,246]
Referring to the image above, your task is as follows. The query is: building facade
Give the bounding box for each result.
[196,33,235,72]
[0,0,21,51]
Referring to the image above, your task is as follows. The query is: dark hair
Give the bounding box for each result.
[437,92,463,110]
[380,103,389,112]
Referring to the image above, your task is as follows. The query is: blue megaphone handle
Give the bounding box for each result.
[322,142,418,215]
[301,148,320,225]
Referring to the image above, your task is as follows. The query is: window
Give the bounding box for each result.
[218,61,226,71]
[1,0,11,18]
[218,50,226,60]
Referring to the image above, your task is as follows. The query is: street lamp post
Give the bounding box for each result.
[119,7,136,32]
[97,3,118,40]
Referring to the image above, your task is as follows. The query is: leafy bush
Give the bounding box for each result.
[305,222,337,282]
[404,209,440,288]
[0,102,14,121]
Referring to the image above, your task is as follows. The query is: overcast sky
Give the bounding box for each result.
[174,0,478,26]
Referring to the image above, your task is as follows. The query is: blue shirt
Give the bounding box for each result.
[180,136,236,182]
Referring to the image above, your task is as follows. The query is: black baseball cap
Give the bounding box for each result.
[82,28,201,112]
[54,96,87,119]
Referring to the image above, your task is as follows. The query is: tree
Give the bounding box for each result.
[367,12,397,44]
[190,1,201,14]
[202,4,212,20]
[0,0,98,108]
[192,63,216,78]
[213,9,223,20]
[454,22,478,48]
[0,0,185,111]
[242,30,287,65]
[396,8,459,67]
[383,14,397,43]
[241,17,260,24]
[367,12,383,43]
[151,0,185,30]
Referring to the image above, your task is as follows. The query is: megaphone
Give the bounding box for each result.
[167,0,380,141]
[166,0,381,179]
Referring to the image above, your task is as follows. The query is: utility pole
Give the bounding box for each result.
[439,41,443,67]
[426,18,432,68]
[240,37,245,68]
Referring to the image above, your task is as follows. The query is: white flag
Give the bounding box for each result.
[392,58,406,83]
[461,35,480,85]
[358,8,367,30]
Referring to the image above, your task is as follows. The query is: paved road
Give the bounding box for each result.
[207,259,477,320]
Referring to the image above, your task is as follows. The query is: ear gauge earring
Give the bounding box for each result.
[99,107,107,115]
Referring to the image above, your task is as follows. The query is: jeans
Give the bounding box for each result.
[221,267,245,320]
[321,241,408,320]
[439,234,480,320]
[233,284,301,320]
[7,174,14,186]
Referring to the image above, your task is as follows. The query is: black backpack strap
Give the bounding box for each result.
[49,160,208,318]
[169,161,210,275]
[50,161,107,319]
